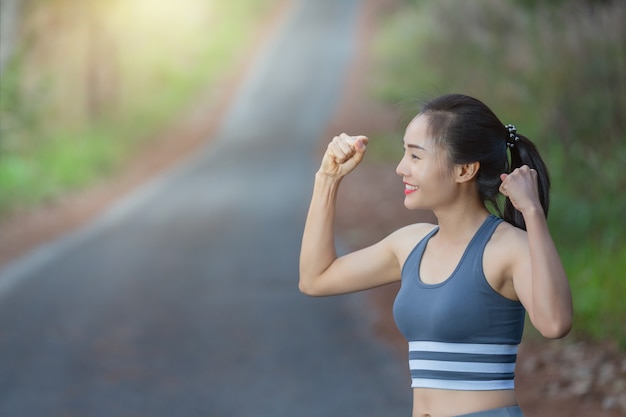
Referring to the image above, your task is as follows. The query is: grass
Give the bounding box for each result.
[369,0,626,347]
[0,0,279,214]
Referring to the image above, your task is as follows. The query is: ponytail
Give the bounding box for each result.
[503,133,551,231]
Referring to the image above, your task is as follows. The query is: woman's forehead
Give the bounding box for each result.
[404,116,433,148]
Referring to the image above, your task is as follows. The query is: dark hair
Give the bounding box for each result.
[419,93,550,230]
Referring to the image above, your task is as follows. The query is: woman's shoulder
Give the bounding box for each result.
[489,219,530,261]
[492,219,528,245]
[385,222,438,257]
[391,222,437,240]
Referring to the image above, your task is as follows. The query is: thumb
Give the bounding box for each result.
[354,135,369,152]
[349,136,368,167]
[500,173,508,182]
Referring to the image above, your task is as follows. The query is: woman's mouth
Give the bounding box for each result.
[404,183,418,195]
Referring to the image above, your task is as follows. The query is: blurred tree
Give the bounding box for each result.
[84,1,119,122]
[0,0,22,76]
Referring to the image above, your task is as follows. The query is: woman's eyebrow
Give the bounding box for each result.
[406,143,426,150]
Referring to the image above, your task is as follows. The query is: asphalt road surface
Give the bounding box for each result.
[0,1,412,416]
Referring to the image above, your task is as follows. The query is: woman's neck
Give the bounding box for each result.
[433,203,491,242]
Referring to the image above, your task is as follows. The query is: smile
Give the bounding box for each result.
[404,183,418,195]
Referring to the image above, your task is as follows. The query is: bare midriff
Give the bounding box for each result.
[412,388,518,417]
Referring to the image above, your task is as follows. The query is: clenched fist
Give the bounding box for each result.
[499,165,542,214]
[318,133,369,179]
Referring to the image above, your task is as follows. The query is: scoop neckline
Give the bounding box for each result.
[416,215,495,288]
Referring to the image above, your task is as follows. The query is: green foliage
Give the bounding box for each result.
[0,0,278,214]
[564,244,626,347]
[372,0,626,346]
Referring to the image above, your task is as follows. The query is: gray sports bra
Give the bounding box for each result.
[392,215,525,390]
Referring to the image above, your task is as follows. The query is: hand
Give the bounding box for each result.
[318,133,369,178]
[499,166,542,214]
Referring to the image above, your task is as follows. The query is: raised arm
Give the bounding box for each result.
[500,167,573,338]
[299,134,401,296]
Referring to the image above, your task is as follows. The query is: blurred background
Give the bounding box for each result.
[0,0,625,415]
[0,0,277,212]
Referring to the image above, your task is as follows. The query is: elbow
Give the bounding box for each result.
[298,280,314,296]
[537,314,573,339]
[298,275,323,297]
[298,268,312,295]
[540,323,572,339]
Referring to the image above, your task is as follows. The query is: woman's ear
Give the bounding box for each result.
[455,161,480,183]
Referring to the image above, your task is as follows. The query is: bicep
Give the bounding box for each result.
[306,236,402,296]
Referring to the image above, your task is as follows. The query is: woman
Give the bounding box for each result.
[299,94,573,417]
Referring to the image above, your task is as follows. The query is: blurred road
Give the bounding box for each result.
[0,1,412,416]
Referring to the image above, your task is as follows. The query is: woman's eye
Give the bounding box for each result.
[411,154,420,160]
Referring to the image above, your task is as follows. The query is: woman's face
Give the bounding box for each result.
[395,115,456,210]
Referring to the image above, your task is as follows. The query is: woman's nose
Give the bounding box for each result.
[396,157,406,177]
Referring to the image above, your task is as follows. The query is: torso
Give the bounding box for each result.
[393,221,519,302]
[391,218,524,417]
[412,388,518,417]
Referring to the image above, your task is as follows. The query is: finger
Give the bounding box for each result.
[337,134,368,160]
[328,134,368,163]
[339,133,369,149]
[336,136,354,156]
[325,138,340,159]
[328,134,350,157]
[499,173,509,194]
